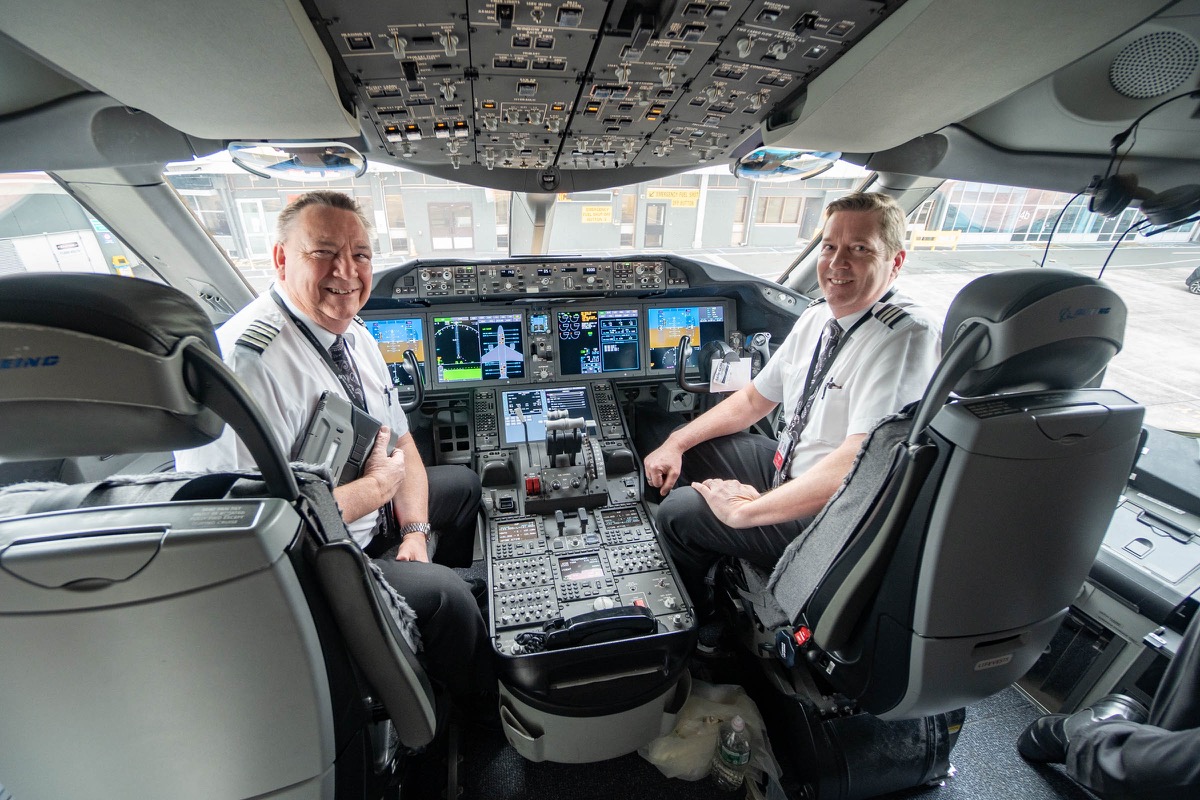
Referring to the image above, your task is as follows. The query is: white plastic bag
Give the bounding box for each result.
[639,677,781,795]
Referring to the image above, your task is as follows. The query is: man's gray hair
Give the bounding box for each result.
[275,191,373,244]
[822,192,907,257]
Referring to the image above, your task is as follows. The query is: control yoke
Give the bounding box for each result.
[675,335,739,394]
[399,349,424,412]
[674,335,708,393]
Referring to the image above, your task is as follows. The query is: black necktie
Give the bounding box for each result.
[329,334,367,411]
[772,319,843,487]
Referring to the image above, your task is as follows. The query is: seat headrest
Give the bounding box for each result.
[942,269,1126,396]
[0,273,225,459]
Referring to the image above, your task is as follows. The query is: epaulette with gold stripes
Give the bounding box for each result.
[235,319,281,354]
[871,302,911,329]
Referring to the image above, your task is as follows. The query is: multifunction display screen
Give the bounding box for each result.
[432,312,525,383]
[501,386,594,445]
[646,305,727,372]
[556,308,641,375]
[364,316,426,386]
[496,518,540,543]
[600,507,642,528]
[558,554,604,582]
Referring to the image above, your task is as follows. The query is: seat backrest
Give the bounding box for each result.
[0,273,435,800]
[768,269,1144,720]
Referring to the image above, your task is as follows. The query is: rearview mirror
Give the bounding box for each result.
[227,142,368,182]
[733,148,840,182]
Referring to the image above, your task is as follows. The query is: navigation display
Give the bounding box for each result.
[501,386,595,445]
[364,316,426,386]
[646,304,727,372]
[432,312,525,383]
[556,307,641,376]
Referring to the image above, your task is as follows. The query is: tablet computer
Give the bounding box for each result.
[296,391,399,485]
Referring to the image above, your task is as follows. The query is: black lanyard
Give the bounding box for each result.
[796,287,896,415]
[270,288,368,412]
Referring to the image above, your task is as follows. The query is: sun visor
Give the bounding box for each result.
[0,0,358,140]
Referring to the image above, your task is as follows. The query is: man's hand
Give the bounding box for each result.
[692,478,761,527]
[644,442,685,495]
[360,426,406,507]
[394,533,430,563]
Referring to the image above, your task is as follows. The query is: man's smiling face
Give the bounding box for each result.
[816,210,904,318]
[274,204,373,334]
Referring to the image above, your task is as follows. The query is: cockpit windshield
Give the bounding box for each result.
[162,154,871,288]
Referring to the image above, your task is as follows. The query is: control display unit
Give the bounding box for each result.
[362,314,426,386]
[646,303,729,372]
[432,311,525,385]
[555,306,641,377]
[501,385,595,446]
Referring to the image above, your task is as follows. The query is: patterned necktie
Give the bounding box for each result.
[329,334,367,410]
[772,318,843,487]
[331,333,394,544]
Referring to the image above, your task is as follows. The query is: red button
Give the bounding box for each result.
[525,475,541,494]
[793,626,812,647]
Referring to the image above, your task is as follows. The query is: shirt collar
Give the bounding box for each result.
[832,307,870,331]
[830,284,897,331]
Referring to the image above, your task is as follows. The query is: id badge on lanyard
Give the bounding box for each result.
[772,437,794,475]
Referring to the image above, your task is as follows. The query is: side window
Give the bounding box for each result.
[0,172,147,279]
[900,180,1200,435]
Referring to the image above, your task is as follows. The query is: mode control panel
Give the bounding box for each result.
[613,260,670,291]
[479,261,614,298]
[418,264,478,297]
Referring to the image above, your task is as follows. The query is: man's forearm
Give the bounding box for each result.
[333,475,391,524]
[666,385,774,452]
[731,433,864,527]
[391,436,429,526]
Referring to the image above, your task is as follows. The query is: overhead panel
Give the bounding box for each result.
[308,0,905,185]
[468,0,604,171]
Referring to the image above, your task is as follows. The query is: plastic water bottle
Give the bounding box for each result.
[710,714,752,792]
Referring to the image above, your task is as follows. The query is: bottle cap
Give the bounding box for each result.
[731,715,745,731]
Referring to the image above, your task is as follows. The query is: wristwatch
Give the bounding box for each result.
[398,521,432,542]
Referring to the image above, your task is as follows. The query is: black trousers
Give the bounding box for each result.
[657,433,811,619]
[365,465,491,696]
[1066,614,1200,799]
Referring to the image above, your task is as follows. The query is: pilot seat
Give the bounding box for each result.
[0,273,439,800]
[720,268,1145,798]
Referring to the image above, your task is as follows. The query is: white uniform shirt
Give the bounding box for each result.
[175,287,409,546]
[752,289,941,479]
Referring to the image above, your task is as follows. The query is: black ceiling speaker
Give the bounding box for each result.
[1109,30,1199,99]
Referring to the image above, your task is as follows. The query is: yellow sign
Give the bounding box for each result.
[647,188,699,208]
[111,255,129,266]
[581,205,613,223]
